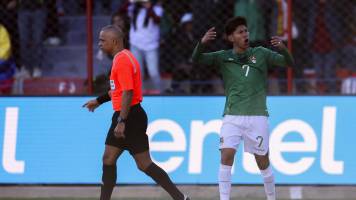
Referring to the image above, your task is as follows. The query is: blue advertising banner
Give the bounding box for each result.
[0,96,355,184]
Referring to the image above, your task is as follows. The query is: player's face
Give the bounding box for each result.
[98,30,114,54]
[228,25,249,49]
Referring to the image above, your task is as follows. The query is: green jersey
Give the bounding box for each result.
[192,42,294,116]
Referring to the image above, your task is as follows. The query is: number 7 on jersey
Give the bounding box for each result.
[242,65,250,77]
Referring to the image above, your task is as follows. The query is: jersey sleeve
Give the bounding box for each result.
[192,42,223,67]
[264,47,294,67]
[114,56,134,91]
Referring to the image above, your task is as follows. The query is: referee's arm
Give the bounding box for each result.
[82,92,110,112]
[118,90,133,120]
[96,91,111,104]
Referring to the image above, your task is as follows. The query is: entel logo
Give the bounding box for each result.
[2,107,25,174]
[2,106,343,176]
[147,106,343,175]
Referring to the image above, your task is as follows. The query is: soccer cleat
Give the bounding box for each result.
[184,194,191,200]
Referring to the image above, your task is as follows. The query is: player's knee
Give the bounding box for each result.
[221,152,235,165]
[221,157,234,165]
[256,160,269,170]
[255,154,270,170]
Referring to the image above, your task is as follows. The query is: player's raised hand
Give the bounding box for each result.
[201,27,217,44]
[82,99,100,112]
[271,36,286,49]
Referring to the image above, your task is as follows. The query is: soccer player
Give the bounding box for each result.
[192,17,294,200]
[83,25,190,200]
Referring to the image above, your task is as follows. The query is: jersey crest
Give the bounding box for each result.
[250,55,256,63]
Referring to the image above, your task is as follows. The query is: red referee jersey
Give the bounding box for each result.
[109,49,143,111]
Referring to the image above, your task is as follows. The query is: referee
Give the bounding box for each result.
[83,25,190,200]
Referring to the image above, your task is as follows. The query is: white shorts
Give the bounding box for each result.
[219,115,269,155]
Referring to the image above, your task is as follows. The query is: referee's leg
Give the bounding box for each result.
[100,145,123,200]
[133,150,186,200]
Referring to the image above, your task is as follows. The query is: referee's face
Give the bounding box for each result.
[99,30,114,55]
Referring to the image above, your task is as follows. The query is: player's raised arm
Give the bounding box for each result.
[201,27,217,44]
[267,36,295,67]
[192,27,222,66]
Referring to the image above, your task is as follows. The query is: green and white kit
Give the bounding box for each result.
[192,42,294,154]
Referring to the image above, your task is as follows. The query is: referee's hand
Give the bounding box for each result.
[82,99,100,112]
[114,123,125,139]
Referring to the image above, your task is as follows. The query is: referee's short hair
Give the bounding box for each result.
[101,25,125,40]
[224,16,247,36]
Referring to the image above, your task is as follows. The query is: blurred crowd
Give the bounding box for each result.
[0,0,355,95]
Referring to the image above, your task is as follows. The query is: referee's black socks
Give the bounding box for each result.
[100,165,117,200]
[144,163,184,200]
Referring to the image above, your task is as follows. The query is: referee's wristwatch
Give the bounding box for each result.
[117,116,127,124]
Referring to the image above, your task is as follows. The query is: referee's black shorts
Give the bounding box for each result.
[105,103,149,155]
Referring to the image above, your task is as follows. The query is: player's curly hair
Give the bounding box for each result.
[224,16,247,36]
